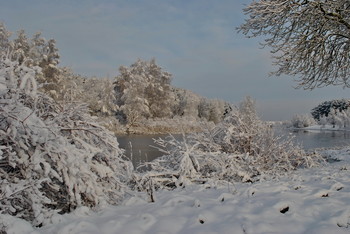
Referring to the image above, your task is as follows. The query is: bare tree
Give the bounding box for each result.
[238,0,350,89]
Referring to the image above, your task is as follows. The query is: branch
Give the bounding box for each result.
[60,127,119,150]
[319,3,350,30]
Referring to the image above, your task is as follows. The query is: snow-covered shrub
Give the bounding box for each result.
[134,134,200,188]
[291,114,316,128]
[194,97,321,181]
[0,56,133,226]
[137,97,322,192]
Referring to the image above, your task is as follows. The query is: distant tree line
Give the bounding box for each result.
[114,59,232,128]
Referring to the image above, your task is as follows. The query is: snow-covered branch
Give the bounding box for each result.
[238,0,350,89]
[0,53,133,226]
[135,97,323,194]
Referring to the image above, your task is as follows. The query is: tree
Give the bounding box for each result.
[238,0,350,89]
[80,77,118,117]
[198,98,228,124]
[291,114,316,128]
[114,59,174,123]
[311,99,350,121]
[172,88,201,119]
[0,22,11,53]
[144,59,174,118]
[12,29,30,65]
[0,23,61,95]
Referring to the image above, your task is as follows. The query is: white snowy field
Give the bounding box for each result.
[2,148,350,234]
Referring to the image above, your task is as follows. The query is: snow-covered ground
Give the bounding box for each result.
[2,148,350,234]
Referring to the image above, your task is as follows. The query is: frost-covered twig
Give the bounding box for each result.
[135,97,324,192]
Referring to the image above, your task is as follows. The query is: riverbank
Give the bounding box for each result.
[303,124,349,131]
[274,124,350,150]
[3,147,350,233]
[288,124,350,132]
[100,116,213,135]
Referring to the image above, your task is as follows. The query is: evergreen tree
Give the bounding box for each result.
[311,99,350,121]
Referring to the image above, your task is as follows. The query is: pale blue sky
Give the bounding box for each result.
[1,0,349,120]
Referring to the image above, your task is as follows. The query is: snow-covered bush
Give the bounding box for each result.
[291,114,316,128]
[133,134,201,194]
[136,97,322,192]
[0,56,133,226]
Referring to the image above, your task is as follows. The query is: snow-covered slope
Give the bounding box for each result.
[2,148,350,234]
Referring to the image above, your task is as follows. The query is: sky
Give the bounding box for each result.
[1,0,349,120]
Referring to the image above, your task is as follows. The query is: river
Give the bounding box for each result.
[118,129,350,167]
[285,129,350,150]
[117,134,177,168]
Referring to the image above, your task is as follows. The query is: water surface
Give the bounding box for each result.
[117,134,180,168]
[286,129,350,150]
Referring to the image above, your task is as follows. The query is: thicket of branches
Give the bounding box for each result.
[0,26,133,226]
[134,97,323,196]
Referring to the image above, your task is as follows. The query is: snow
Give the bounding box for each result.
[2,148,350,234]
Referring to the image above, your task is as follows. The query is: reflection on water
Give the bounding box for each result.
[118,129,350,167]
[117,134,180,168]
